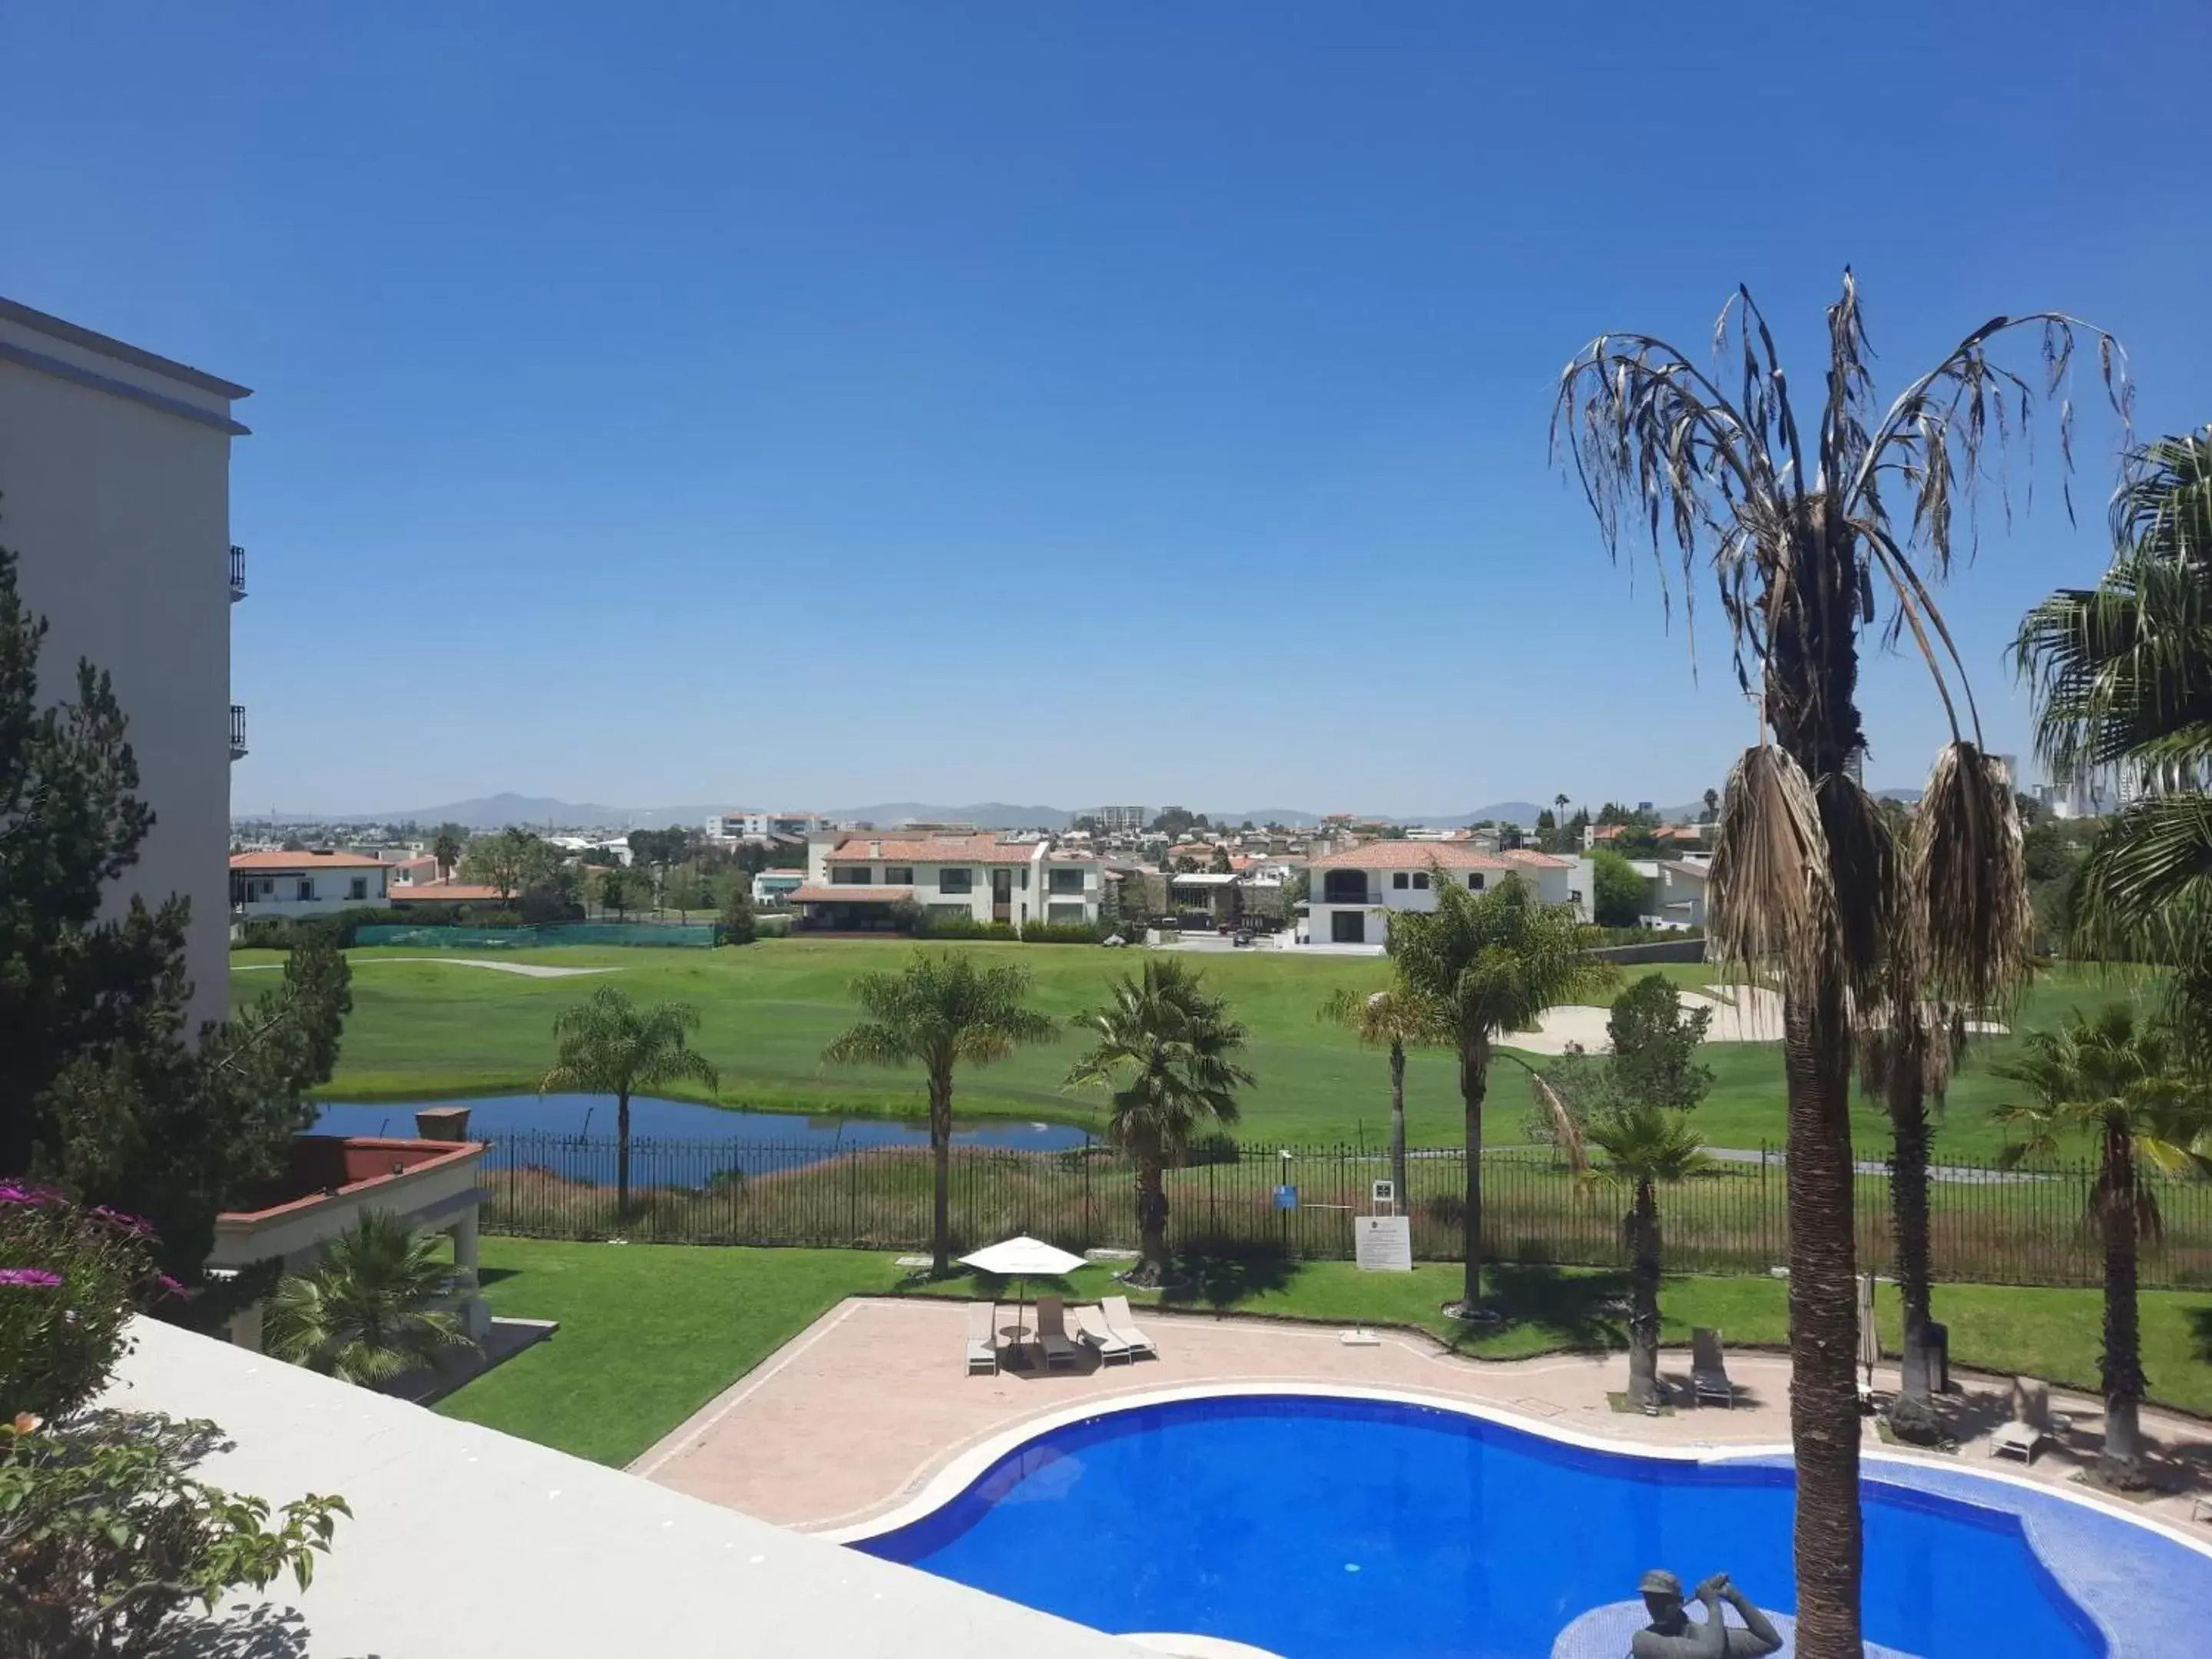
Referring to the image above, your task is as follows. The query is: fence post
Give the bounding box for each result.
[846,1147,859,1244]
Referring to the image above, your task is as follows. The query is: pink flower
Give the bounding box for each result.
[90,1206,155,1237]
[0,1183,58,1207]
[0,1268,63,1288]
[156,1274,188,1298]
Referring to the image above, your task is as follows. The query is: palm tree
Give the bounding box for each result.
[1701,786,1720,824]
[2017,429,2212,1051]
[1317,985,1440,1206]
[1554,273,2126,1656]
[432,826,463,883]
[541,985,719,1222]
[1066,959,1253,1285]
[1584,1101,1708,1410]
[823,952,1055,1276]
[1992,1004,2212,1484]
[264,1210,477,1386]
[1383,872,1612,1316]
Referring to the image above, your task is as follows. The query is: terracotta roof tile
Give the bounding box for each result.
[823,833,1042,866]
[1303,843,1514,872]
[387,882,505,902]
[230,850,386,870]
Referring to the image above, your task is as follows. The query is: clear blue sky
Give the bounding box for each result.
[7,2,2207,817]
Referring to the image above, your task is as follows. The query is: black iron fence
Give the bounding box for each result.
[477,1132,2212,1291]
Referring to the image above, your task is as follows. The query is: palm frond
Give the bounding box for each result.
[1706,745,1838,999]
[1909,742,2032,1014]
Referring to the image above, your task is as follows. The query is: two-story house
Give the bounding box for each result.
[793,832,1102,931]
[1301,844,1576,946]
[230,849,390,919]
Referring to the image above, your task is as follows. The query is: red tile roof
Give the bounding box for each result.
[230,850,386,870]
[1502,849,1574,869]
[1303,843,1513,872]
[824,833,1042,866]
[387,882,505,902]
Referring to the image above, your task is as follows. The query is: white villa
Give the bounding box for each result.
[230,849,389,918]
[1302,843,1575,945]
[795,830,1103,931]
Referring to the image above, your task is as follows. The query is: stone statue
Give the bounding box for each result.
[1629,1570,1783,1658]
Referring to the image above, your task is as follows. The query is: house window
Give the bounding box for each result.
[1469,873,1485,890]
[1412,872,1430,890]
[939,868,974,894]
[295,879,314,902]
[830,867,873,885]
[1392,872,1410,890]
[1049,868,1084,895]
[1048,902,1084,924]
[884,866,913,885]
[1321,871,1369,905]
[1331,910,1367,945]
[349,877,369,901]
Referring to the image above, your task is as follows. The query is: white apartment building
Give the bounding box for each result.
[710,809,827,839]
[1,296,251,1031]
[1088,805,1148,835]
[230,850,389,919]
[795,831,1102,929]
[1302,843,1575,946]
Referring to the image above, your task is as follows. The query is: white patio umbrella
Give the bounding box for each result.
[959,1235,1088,1361]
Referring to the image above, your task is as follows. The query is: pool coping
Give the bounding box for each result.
[823,1379,2212,1657]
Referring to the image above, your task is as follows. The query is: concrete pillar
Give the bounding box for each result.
[451,1207,490,1343]
[227,1300,264,1353]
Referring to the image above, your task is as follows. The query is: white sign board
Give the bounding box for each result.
[1353,1215,1413,1273]
[1370,1179,1396,1210]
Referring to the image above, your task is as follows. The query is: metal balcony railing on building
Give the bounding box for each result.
[229,704,248,761]
[228,544,247,601]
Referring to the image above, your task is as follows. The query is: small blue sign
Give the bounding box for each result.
[1273,1184,1299,1210]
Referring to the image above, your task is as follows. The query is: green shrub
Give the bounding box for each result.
[914,914,1018,941]
[0,1184,167,1422]
[230,904,527,951]
[1017,919,1110,945]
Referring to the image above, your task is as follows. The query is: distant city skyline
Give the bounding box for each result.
[7,2,2204,813]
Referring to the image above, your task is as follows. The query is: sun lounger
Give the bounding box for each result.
[1101,1294,1157,1358]
[1033,1296,1081,1371]
[1991,1378,2056,1462]
[1073,1303,1133,1363]
[965,1302,999,1375]
[1690,1327,1734,1409]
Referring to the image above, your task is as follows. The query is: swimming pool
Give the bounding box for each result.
[849,1389,2209,1658]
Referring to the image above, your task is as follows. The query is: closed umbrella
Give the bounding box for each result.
[1857,1271,1883,1395]
[960,1235,1088,1364]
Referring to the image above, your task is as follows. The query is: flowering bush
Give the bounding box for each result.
[0,1186,174,1425]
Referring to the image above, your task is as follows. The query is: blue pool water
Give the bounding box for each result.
[310,1094,1091,1174]
[855,1395,2109,1658]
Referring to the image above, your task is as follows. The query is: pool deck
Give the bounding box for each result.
[633,1296,2212,1545]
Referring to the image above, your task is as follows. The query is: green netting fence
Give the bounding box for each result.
[353,922,717,949]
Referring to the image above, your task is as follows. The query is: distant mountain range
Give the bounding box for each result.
[241,794,1561,832]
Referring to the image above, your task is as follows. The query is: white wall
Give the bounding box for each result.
[0,299,246,1031]
[233,863,390,919]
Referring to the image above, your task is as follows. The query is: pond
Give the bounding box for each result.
[310,1093,1095,1174]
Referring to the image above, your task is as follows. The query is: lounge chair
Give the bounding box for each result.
[1991,1378,2062,1462]
[1101,1294,1158,1359]
[1033,1296,1082,1372]
[1690,1327,1734,1409]
[1073,1303,1133,1363]
[965,1302,1000,1375]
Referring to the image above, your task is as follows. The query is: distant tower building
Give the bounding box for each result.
[1092,805,1149,835]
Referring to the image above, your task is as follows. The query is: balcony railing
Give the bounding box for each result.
[228,544,247,601]
[1317,885,1378,906]
[229,704,247,761]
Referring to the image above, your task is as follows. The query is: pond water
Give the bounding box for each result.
[310,1093,1094,1171]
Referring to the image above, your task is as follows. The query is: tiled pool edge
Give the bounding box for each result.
[826,1380,2212,1658]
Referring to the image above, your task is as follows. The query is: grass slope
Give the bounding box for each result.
[442,1237,2212,1465]
[238,941,2145,1157]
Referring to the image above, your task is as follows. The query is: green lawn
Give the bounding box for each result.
[442,1237,2212,1465]
[237,940,2144,1157]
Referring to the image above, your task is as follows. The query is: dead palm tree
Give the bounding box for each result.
[541,985,720,1223]
[1317,985,1442,1207]
[1554,272,2128,1657]
[823,952,1056,1276]
[1384,872,1612,1316]
[1992,1003,2212,1483]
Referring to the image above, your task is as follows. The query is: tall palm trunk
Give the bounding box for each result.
[1459,1031,1489,1313]
[1783,979,1864,1658]
[1625,1176,1661,1409]
[2100,1112,2147,1482]
[1389,1038,1408,1212]
[616,1089,633,1222]
[1890,1078,1935,1403]
[929,1069,954,1277]
[1134,1138,1170,1282]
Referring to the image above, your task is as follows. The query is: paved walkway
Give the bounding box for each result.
[633,1296,2212,1543]
[235,955,618,979]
